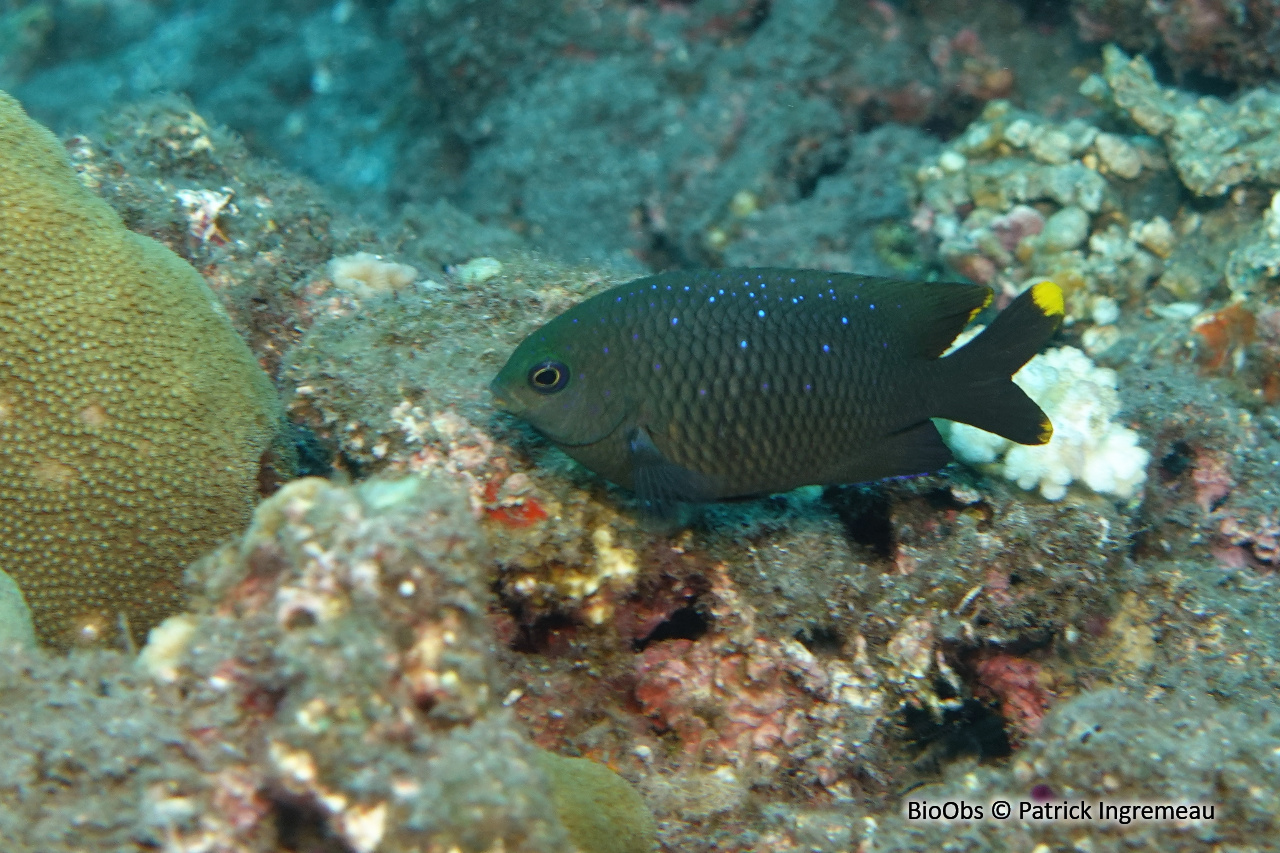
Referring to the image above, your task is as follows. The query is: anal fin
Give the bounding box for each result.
[826,421,954,485]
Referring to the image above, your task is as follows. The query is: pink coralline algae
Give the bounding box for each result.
[975,654,1054,742]
[927,27,1015,104]
[630,563,886,797]
[1191,447,1235,513]
[1186,446,1280,568]
[926,203,1046,288]
[636,637,802,761]
[1219,512,1280,566]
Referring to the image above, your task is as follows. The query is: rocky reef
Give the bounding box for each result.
[2,2,1280,850]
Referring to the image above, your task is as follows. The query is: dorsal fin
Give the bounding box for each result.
[823,274,992,359]
[899,280,992,358]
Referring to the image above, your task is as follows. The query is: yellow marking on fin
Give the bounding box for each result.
[967,289,994,322]
[1030,280,1065,317]
[1038,418,1054,444]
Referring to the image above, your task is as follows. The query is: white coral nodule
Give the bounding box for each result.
[942,345,1149,501]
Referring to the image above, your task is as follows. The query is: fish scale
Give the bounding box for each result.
[491,268,1063,507]
[593,271,933,490]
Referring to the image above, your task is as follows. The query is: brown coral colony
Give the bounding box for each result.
[0,92,285,649]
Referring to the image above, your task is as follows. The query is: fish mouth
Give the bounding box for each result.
[488,379,520,413]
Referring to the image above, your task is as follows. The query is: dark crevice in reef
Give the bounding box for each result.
[274,793,354,853]
[507,611,580,655]
[918,95,985,141]
[1145,47,1241,98]
[825,485,895,560]
[783,135,850,200]
[901,691,1013,771]
[1158,439,1194,480]
[632,206,693,272]
[633,604,710,651]
[794,623,842,655]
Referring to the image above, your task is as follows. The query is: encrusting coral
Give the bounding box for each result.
[0,90,286,648]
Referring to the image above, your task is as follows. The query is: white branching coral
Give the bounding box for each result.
[943,344,1149,501]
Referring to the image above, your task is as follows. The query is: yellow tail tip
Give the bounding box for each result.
[1030,280,1065,317]
[1037,419,1054,444]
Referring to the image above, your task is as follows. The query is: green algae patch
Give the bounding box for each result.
[0,90,286,649]
[534,748,658,853]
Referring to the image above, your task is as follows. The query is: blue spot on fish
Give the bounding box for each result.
[841,317,849,324]
[671,317,679,325]
[822,344,830,353]
[757,309,765,318]
[740,340,748,349]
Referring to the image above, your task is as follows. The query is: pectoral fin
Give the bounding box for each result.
[628,426,717,513]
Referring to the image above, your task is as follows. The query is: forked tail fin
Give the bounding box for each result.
[935,281,1064,445]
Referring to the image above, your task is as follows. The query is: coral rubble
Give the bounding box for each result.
[0,475,615,852]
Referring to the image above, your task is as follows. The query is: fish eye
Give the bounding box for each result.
[528,359,570,394]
